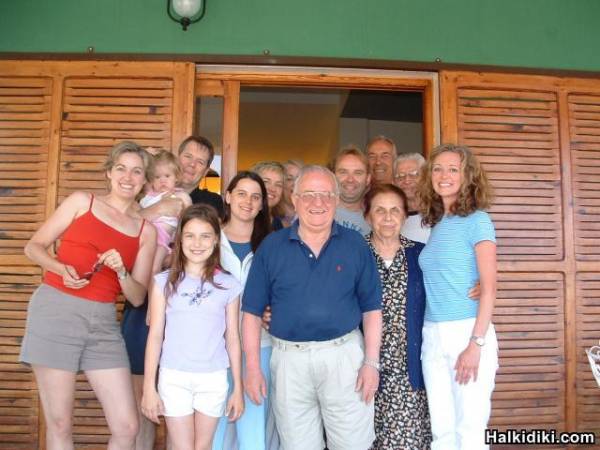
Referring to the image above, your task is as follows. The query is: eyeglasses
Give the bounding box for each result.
[394,170,419,181]
[82,241,102,280]
[82,260,103,280]
[296,191,337,203]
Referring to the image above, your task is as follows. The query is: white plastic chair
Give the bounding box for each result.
[585,341,600,388]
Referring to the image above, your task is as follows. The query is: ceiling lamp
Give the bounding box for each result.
[167,0,206,31]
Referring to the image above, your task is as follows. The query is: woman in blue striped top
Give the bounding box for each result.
[417,144,499,450]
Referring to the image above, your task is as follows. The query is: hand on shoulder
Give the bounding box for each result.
[174,190,193,209]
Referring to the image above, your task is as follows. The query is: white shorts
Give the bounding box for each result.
[158,367,229,417]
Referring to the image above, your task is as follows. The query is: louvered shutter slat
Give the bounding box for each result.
[0,75,50,448]
[571,93,600,436]
[58,77,173,202]
[58,76,175,445]
[443,72,568,435]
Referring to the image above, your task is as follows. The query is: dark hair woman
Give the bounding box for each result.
[212,171,279,449]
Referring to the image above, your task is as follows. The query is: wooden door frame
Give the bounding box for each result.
[194,65,440,191]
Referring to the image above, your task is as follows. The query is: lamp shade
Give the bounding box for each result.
[172,0,202,17]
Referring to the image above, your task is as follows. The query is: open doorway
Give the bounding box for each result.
[194,66,439,191]
[236,87,424,169]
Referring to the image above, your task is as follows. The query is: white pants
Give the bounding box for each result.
[270,329,375,450]
[421,318,498,450]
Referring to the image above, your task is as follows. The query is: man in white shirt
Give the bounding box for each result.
[393,152,431,243]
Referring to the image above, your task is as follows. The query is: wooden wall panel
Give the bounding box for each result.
[0,77,52,255]
[570,91,600,441]
[492,272,565,430]
[570,93,600,261]
[57,73,187,449]
[456,87,562,261]
[60,75,176,449]
[442,72,568,434]
[0,60,195,450]
[0,75,54,448]
[0,262,42,449]
[576,273,600,433]
[442,70,600,446]
[58,77,174,201]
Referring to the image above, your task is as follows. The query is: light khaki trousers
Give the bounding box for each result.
[270,329,375,450]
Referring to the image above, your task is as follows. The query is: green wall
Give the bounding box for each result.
[1,0,599,72]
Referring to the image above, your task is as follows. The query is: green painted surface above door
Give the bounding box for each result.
[1,0,599,72]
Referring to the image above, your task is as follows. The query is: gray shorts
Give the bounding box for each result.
[19,284,130,373]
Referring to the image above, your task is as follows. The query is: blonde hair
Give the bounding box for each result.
[284,159,304,170]
[102,141,154,186]
[251,161,286,218]
[418,144,493,226]
[152,149,182,181]
[252,161,285,178]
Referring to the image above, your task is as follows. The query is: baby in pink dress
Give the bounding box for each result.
[140,150,192,274]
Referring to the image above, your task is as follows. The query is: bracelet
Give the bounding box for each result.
[117,269,128,280]
[363,358,380,371]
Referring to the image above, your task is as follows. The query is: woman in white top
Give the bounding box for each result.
[213,171,277,450]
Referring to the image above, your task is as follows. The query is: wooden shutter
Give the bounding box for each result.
[442,71,600,444]
[455,86,562,261]
[0,77,52,254]
[61,75,179,449]
[0,60,195,450]
[570,92,600,437]
[59,77,175,201]
[570,93,600,262]
[441,72,568,435]
[492,272,565,428]
[0,76,54,448]
[57,67,192,450]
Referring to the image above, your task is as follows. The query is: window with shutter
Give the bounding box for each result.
[58,77,174,200]
[442,71,600,442]
[0,76,54,448]
[58,71,189,450]
[0,60,194,450]
[570,92,600,435]
[457,87,562,260]
[442,71,568,433]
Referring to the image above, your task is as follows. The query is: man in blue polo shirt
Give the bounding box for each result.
[242,165,382,450]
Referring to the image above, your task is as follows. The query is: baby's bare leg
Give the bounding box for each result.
[152,246,169,275]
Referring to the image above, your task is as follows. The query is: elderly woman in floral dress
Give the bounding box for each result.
[363,183,431,450]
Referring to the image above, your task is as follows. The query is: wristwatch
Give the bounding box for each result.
[470,335,485,347]
[117,268,128,280]
[363,358,381,371]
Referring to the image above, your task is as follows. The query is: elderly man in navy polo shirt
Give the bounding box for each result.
[242,165,383,450]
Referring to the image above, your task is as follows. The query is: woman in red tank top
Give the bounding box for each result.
[20,141,157,450]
